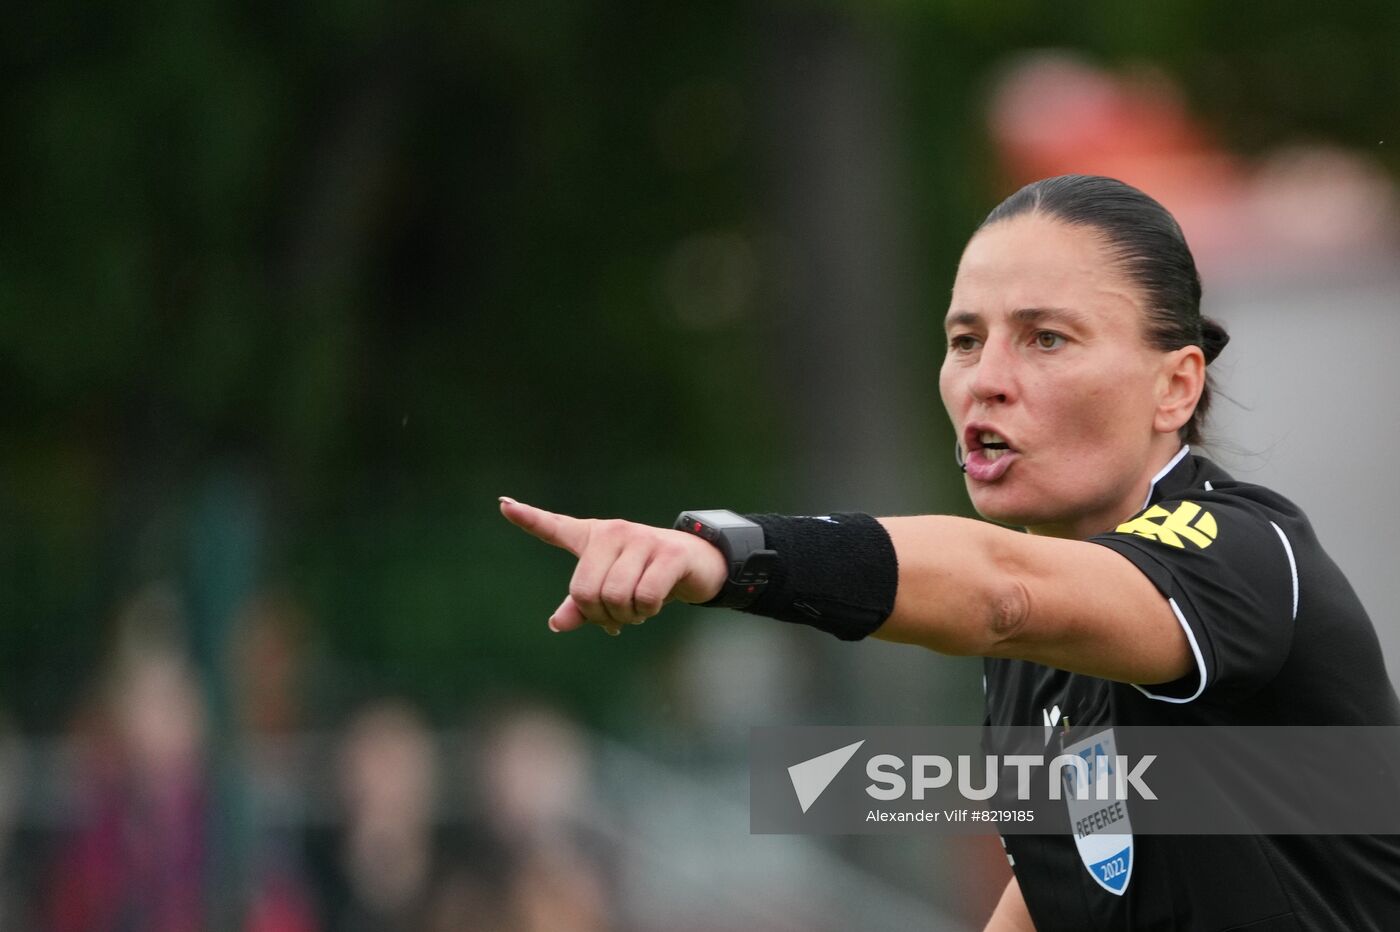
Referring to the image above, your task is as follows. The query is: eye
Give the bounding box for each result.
[1033,330,1066,351]
[949,333,981,353]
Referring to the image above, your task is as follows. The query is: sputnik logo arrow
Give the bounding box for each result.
[788,740,865,813]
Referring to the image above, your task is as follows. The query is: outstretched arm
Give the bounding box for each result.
[875,515,1191,685]
[499,498,1190,687]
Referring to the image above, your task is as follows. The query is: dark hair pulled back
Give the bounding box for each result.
[979,174,1228,446]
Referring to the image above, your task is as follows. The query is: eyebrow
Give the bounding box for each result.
[944,307,1089,332]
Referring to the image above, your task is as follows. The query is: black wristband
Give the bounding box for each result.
[711,512,899,641]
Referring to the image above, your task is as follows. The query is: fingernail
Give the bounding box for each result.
[548,617,561,632]
[499,495,518,505]
[605,625,621,637]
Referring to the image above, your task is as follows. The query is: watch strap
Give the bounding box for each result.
[673,509,777,609]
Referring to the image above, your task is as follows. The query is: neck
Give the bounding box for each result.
[1026,442,1189,541]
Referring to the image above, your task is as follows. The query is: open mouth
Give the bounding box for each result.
[966,426,1018,458]
[977,430,1013,461]
[963,426,1020,480]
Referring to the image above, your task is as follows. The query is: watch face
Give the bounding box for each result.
[686,509,756,531]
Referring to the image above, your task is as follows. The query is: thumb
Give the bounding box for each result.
[548,594,589,633]
[499,497,591,556]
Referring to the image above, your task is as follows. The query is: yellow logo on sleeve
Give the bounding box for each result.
[1115,502,1218,549]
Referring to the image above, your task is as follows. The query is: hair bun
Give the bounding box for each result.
[1201,317,1230,364]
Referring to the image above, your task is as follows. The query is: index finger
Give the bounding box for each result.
[499,497,591,556]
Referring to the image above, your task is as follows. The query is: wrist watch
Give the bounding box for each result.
[673,509,778,609]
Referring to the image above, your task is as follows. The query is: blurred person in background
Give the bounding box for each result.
[473,704,613,932]
[502,174,1400,930]
[40,585,322,932]
[320,698,447,932]
[42,586,209,932]
[232,592,323,932]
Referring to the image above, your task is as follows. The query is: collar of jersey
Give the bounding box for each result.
[1140,444,1193,511]
[1138,445,1240,511]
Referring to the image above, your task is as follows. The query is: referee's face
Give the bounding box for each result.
[940,214,1187,539]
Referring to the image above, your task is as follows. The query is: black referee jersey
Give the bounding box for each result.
[984,446,1400,931]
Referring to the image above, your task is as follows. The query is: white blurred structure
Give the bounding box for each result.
[1209,264,1400,690]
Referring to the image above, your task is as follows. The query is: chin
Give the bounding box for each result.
[966,461,1112,532]
[974,488,1116,537]
[967,490,1049,529]
[979,510,1050,530]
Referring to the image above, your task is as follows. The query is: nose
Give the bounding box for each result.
[968,336,1017,405]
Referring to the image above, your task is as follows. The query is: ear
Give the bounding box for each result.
[1154,345,1206,435]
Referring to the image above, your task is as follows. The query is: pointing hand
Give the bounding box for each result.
[499,497,728,635]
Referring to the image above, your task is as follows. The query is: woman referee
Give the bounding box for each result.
[501,174,1400,930]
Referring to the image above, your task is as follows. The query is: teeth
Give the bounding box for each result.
[984,448,1006,461]
[980,431,1003,444]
